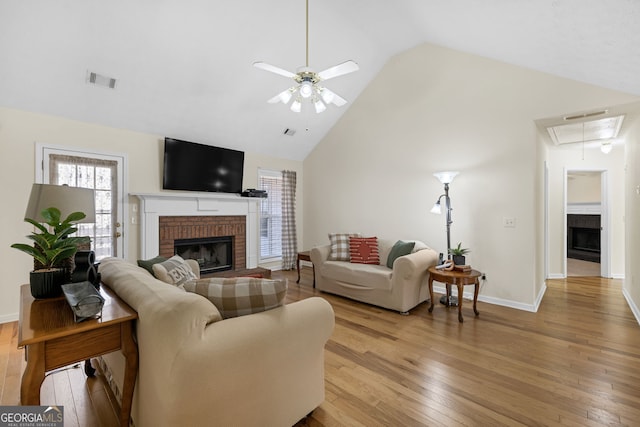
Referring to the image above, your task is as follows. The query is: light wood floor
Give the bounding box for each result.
[567,258,601,277]
[2,268,640,426]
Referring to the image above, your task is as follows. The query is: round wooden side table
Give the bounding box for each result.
[427,266,481,323]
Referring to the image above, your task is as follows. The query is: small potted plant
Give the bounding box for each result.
[11,207,91,298]
[448,242,470,266]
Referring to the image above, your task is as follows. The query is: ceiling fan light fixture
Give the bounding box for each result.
[314,98,326,113]
[320,88,334,104]
[291,99,302,113]
[279,90,293,104]
[299,81,314,98]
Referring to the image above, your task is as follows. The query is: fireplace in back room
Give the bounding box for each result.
[174,236,233,274]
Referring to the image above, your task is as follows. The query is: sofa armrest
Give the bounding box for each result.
[393,248,439,279]
[310,245,330,266]
[164,297,335,426]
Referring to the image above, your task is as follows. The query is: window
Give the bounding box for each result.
[259,170,282,261]
[50,155,117,260]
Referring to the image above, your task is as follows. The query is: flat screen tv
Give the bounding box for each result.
[163,137,244,194]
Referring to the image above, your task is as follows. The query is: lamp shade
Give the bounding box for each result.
[25,184,96,223]
[433,171,459,184]
[430,201,442,214]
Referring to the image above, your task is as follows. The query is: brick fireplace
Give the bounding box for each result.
[159,215,246,270]
[133,192,260,268]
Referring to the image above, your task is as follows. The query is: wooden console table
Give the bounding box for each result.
[18,284,138,427]
[427,266,481,323]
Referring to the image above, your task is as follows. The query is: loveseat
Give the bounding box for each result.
[98,257,335,427]
[310,238,438,313]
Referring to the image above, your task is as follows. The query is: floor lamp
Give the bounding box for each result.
[430,171,459,305]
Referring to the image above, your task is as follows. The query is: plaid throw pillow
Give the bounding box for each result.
[349,237,380,264]
[328,233,361,261]
[182,277,287,319]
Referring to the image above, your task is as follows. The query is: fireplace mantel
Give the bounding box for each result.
[132,192,260,268]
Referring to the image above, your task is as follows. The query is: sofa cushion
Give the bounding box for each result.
[328,233,361,261]
[152,255,198,286]
[386,240,415,268]
[182,277,287,318]
[320,261,393,291]
[137,256,167,275]
[349,237,380,264]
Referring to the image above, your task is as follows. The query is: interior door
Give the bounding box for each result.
[36,144,126,260]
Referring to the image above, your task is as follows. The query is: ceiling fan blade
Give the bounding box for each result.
[267,87,296,104]
[253,62,296,79]
[319,87,347,106]
[317,60,359,81]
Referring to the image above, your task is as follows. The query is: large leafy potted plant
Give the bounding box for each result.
[11,207,91,298]
[448,242,470,266]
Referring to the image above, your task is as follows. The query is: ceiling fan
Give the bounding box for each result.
[253,0,359,113]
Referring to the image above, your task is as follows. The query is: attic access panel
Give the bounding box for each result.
[547,115,624,145]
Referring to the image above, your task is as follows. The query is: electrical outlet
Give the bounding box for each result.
[503,217,516,228]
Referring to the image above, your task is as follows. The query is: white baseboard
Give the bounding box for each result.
[431,285,539,313]
[0,312,18,324]
[612,273,625,279]
[547,273,565,279]
[534,282,547,312]
[622,287,640,326]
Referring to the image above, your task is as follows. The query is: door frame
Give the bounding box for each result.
[34,143,129,259]
[563,168,610,278]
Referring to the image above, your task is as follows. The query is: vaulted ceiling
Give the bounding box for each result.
[1,0,639,160]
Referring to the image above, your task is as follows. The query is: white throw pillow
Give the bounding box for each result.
[152,255,197,286]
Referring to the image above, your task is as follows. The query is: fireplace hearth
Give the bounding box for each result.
[175,236,233,274]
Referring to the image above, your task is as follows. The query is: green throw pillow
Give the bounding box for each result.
[137,256,167,275]
[386,240,415,268]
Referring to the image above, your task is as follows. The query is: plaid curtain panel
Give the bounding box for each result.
[183,277,287,319]
[281,170,298,270]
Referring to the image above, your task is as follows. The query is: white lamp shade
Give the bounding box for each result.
[25,184,96,223]
[314,99,326,113]
[430,202,442,214]
[290,99,302,113]
[433,171,459,184]
[278,90,292,104]
[601,141,613,154]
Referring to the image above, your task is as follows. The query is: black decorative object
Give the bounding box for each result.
[61,281,105,322]
[71,250,101,287]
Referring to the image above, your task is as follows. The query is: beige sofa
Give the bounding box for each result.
[98,257,334,427]
[310,239,438,313]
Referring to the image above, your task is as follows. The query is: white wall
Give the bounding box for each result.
[624,110,640,321]
[567,172,601,203]
[303,43,638,311]
[0,107,303,322]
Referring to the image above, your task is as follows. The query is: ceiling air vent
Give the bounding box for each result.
[86,71,117,89]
